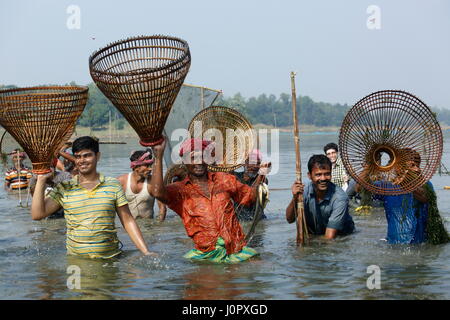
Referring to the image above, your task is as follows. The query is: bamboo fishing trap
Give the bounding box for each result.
[187,106,254,172]
[339,90,443,195]
[0,86,89,174]
[89,35,191,147]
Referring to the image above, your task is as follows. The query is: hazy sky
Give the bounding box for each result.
[1,0,449,108]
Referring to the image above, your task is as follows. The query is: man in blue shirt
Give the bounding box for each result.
[286,154,355,239]
[357,149,432,244]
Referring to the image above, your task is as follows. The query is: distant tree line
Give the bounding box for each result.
[1,83,450,128]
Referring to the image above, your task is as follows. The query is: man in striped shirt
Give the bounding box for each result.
[31,136,153,259]
[4,150,32,191]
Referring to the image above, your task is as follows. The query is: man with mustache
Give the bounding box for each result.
[149,138,270,263]
[286,154,355,239]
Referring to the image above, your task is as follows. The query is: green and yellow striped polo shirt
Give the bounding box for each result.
[48,173,128,259]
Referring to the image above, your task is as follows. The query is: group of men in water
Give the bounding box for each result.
[3,134,439,262]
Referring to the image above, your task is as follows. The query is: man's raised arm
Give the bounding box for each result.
[148,138,170,204]
[31,174,61,220]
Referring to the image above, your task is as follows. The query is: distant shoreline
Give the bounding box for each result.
[71,123,450,140]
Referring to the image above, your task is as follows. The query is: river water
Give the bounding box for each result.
[1,131,449,300]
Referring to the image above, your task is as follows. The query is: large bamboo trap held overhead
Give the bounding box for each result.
[89,35,191,147]
[339,90,443,195]
[188,106,254,172]
[0,86,88,174]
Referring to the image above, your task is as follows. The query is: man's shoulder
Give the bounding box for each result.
[329,183,348,201]
[103,176,123,186]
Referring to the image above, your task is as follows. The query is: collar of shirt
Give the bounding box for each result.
[181,171,217,185]
[308,181,334,204]
[70,173,105,189]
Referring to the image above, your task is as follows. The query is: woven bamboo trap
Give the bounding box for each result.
[0,86,88,174]
[188,106,254,172]
[89,35,191,147]
[163,163,188,185]
[339,90,443,195]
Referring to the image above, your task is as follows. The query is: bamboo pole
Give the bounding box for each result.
[290,72,309,245]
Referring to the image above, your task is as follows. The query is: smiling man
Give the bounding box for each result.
[31,136,153,259]
[286,154,355,239]
[149,138,270,263]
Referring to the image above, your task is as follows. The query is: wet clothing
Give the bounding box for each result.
[373,181,432,244]
[233,171,267,221]
[184,237,258,263]
[5,166,32,190]
[125,173,156,218]
[303,181,355,235]
[30,171,72,218]
[48,173,128,259]
[165,171,254,255]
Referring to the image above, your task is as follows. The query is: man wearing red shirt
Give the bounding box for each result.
[150,138,270,263]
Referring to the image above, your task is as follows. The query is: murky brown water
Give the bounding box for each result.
[1,131,450,299]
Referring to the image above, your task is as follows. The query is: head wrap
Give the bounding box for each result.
[179,138,212,157]
[9,151,27,159]
[130,151,154,169]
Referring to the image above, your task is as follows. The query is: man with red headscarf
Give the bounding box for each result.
[117,149,166,220]
[149,138,271,263]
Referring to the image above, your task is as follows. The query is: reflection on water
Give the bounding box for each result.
[1,131,450,299]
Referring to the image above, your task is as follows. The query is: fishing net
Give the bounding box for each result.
[0,86,89,174]
[89,35,191,147]
[339,90,443,195]
[188,106,254,172]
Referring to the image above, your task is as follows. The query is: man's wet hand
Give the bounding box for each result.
[291,181,304,196]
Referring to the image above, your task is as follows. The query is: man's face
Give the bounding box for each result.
[184,152,208,178]
[308,164,332,192]
[244,159,260,178]
[325,149,338,164]
[74,149,99,175]
[11,154,24,164]
[134,164,152,179]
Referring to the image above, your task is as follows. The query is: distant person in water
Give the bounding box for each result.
[233,149,269,221]
[4,149,32,192]
[117,149,167,221]
[149,138,271,263]
[356,148,439,244]
[31,136,154,259]
[286,154,355,239]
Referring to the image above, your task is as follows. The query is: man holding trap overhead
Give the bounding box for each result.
[150,137,271,263]
[31,136,154,259]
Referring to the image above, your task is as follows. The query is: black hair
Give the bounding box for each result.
[323,143,338,154]
[308,154,332,173]
[130,149,154,162]
[72,136,99,154]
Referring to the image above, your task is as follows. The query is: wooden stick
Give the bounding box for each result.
[290,72,308,245]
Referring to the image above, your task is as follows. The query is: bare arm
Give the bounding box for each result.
[157,200,167,222]
[412,185,429,204]
[30,174,61,220]
[324,228,338,239]
[148,138,170,204]
[58,151,76,164]
[116,204,154,255]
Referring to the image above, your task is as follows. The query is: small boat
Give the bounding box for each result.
[444,186,450,190]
